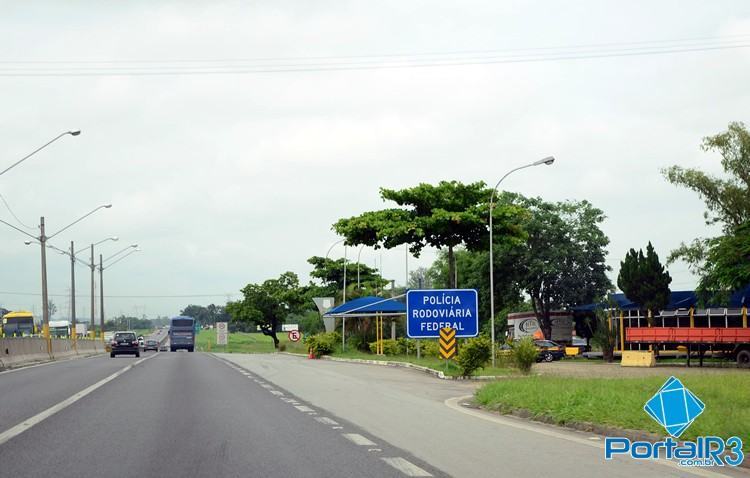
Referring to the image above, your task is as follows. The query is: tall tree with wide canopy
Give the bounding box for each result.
[617,242,672,321]
[662,122,750,301]
[506,194,612,340]
[333,181,524,288]
[226,272,305,348]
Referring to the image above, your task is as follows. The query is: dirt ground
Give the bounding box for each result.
[534,359,748,378]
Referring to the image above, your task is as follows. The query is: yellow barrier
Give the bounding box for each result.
[621,350,656,367]
[565,347,580,357]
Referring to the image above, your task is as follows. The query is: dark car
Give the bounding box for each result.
[534,340,565,362]
[110,331,140,358]
[143,339,159,352]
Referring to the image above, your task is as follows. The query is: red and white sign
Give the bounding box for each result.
[288,330,301,342]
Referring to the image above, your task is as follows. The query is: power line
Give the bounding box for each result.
[0,37,747,77]
[0,290,237,299]
[0,193,36,230]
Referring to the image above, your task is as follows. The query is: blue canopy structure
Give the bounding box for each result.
[323,296,406,317]
[573,285,750,312]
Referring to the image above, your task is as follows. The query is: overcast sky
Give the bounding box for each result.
[1,1,748,319]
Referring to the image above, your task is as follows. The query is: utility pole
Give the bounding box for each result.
[90,244,95,338]
[40,217,50,353]
[70,241,77,349]
[99,254,104,343]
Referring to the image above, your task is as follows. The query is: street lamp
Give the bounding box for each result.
[77,237,119,336]
[326,239,347,351]
[2,204,113,352]
[98,246,140,340]
[489,156,555,367]
[0,130,81,177]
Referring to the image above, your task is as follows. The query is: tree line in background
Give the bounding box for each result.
[202,122,749,351]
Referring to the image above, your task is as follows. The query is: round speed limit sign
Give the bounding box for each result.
[288,330,301,342]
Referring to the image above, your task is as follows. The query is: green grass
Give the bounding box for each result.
[329,349,513,377]
[476,374,750,451]
[195,331,308,354]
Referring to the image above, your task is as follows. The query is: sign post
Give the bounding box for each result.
[216,321,228,346]
[406,289,479,339]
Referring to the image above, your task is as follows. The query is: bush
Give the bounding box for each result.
[420,340,440,357]
[368,339,403,355]
[278,342,287,352]
[397,338,416,354]
[456,336,492,377]
[304,331,341,357]
[511,337,538,375]
[591,312,617,363]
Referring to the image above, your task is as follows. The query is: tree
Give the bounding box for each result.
[662,122,750,300]
[226,272,305,348]
[507,194,612,340]
[617,242,672,321]
[180,304,229,326]
[333,181,524,288]
[306,256,389,300]
[47,300,57,318]
[407,267,432,289]
[696,221,750,301]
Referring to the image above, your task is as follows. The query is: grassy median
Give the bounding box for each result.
[195,331,308,354]
[475,374,750,451]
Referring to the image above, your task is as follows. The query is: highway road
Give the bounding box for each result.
[0,351,444,478]
[0,351,746,478]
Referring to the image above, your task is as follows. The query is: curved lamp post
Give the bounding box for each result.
[8,204,112,349]
[489,157,554,367]
[0,130,81,177]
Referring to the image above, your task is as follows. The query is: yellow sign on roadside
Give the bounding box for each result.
[439,327,456,359]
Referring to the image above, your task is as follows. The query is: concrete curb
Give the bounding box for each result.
[277,352,505,381]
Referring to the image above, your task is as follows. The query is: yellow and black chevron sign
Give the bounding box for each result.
[439,327,457,359]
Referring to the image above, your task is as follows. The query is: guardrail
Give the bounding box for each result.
[0,337,105,369]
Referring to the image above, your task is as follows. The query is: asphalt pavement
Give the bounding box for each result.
[218,353,749,478]
[0,351,445,478]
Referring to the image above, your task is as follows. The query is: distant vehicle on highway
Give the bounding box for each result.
[1,311,36,337]
[110,331,140,358]
[143,339,159,351]
[169,316,195,352]
[159,343,169,352]
[535,340,565,362]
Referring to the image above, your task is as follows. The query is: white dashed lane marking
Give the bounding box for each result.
[342,433,377,446]
[214,356,441,477]
[381,457,433,477]
[314,417,339,426]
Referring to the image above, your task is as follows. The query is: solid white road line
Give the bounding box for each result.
[342,433,377,446]
[294,405,314,413]
[444,395,731,478]
[0,353,157,447]
[381,457,432,477]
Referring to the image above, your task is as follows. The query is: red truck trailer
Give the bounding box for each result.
[624,307,749,367]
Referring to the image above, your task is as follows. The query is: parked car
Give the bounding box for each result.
[110,331,140,358]
[143,339,159,351]
[534,340,565,362]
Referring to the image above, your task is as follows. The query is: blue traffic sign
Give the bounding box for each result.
[406,289,479,338]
